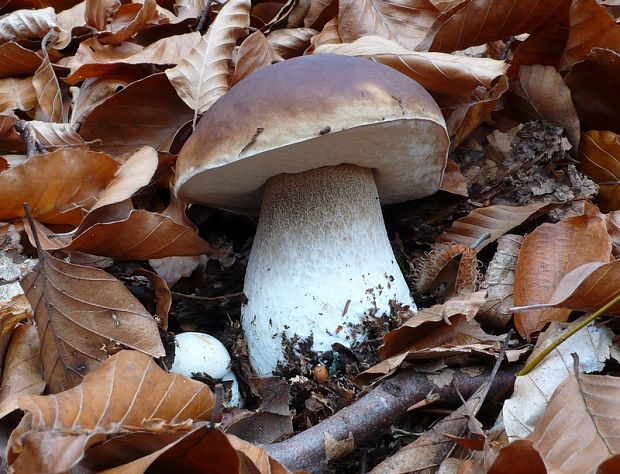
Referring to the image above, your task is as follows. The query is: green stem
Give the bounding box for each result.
[517,291,620,376]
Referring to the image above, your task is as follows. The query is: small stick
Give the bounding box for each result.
[171,291,247,303]
[517,292,620,376]
[14,120,46,158]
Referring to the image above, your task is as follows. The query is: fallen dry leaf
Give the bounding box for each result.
[0,323,45,419]
[510,21,568,75]
[231,30,273,86]
[266,27,316,59]
[338,0,439,51]
[437,201,551,251]
[166,0,251,126]
[439,158,468,196]
[79,73,193,154]
[497,367,620,472]
[32,31,64,123]
[85,0,121,31]
[507,65,580,151]
[0,42,42,78]
[314,35,508,97]
[565,48,620,135]
[99,0,160,45]
[420,0,570,53]
[0,148,118,225]
[579,130,620,212]
[8,350,215,472]
[0,77,35,113]
[307,16,341,52]
[558,0,620,70]
[502,321,612,441]
[0,7,57,44]
[513,214,612,338]
[304,0,337,29]
[20,246,165,393]
[28,121,90,149]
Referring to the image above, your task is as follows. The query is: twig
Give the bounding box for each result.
[14,120,46,158]
[265,367,517,473]
[171,291,247,303]
[517,292,620,376]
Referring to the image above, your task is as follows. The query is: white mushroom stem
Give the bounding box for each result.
[242,164,414,375]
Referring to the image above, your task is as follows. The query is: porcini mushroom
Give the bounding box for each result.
[175,55,449,375]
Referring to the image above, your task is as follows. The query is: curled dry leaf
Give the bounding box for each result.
[338,0,439,51]
[8,350,215,473]
[0,77,36,113]
[0,324,45,419]
[28,121,90,149]
[565,48,620,135]
[558,0,620,70]
[79,73,193,154]
[440,75,509,149]
[32,32,65,123]
[605,211,620,257]
[165,0,251,125]
[496,369,620,473]
[0,149,118,225]
[65,33,201,85]
[513,214,612,338]
[304,0,337,29]
[85,0,121,31]
[439,158,468,196]
[437,201,551,251]
[502,321,612,441]
[20,247,166,393]
[0,42,42,78]
[509,21,568,76]
[99,0,160,45]
[307,16,341,52]
[231,31,273,86]
[0,7,57,44]
[132,268,171,330]
[507,65,580,151]
[420,0,570,53]
[579,131,620,212]
[314,36,508,97]
[266,27,316,59]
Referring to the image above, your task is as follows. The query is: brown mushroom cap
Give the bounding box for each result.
[175,54,449,214]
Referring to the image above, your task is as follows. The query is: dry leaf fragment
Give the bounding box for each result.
[579,130,620,212]
[513,214,612,338]
[266,27,316,59]
[507,65,580,151]
[307,16,341,52]
[28,121,90,149]
[85,0,121,31]
[420,0,570,53]
[165,0,251,125]
[0,77,36,113]
[314,36,508,97]
[0,323,45,419]
[338,0,439,51]
[0,149,118,225]
[439,158,468,196]
[502,321,612,441]
[21,247,166,393]
[231,30,273,86]
[0,7,57,44]
[0,42,42,78]
[99,0,160,45]
[437,201,551,251]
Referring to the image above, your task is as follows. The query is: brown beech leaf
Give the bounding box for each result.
[79,73,193,154]
[0,149,118,225]
[439,75,508,149]
[0,77,36,113]
[558,0,620,70]
[0,7,57,44]
[338,0,439,51]
[231,31,274,86]
[228,434,292,474]
[439,158,468,196]
[307,16,341,52]
[510,21,568,76]
[85,0,121,31]
[99,0,160,45]
[0,42,42,78]
[166,0,251,125]
[0,324,45,419]
[606,211,620,257]
[28,121,90,149]
[266,27,316,59]
[91,146,158,211]
[513,214,612,338]
[314,36,508,97]
[437,201,551,251]
[305,0,337,29]
[20,248,166,393]
[492,371,620,473]
[132,268,170,330]
[579,131,620,212]
[65,33,201,85]
[507,65,580,151]
[420,0,570,53]
[565,48,620,135]
[32,32,64,123]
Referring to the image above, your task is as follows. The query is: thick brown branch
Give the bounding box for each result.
[265,367,517,473]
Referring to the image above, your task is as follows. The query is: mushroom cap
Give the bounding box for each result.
[175,54,449,214]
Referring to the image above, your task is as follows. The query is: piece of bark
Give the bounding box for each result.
[265,367,516,473]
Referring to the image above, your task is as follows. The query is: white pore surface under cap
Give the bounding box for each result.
[242,164,414,375]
